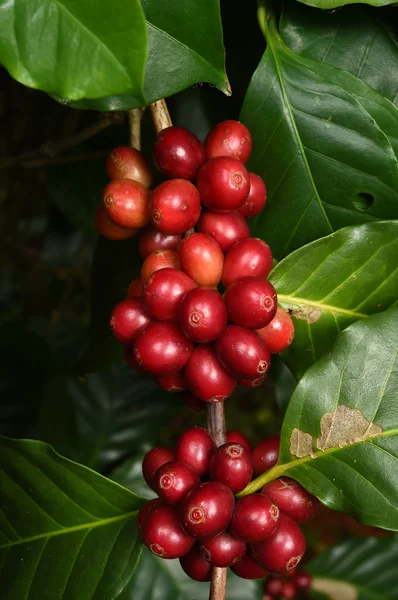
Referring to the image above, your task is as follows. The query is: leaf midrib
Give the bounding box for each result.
[278,294,368,318]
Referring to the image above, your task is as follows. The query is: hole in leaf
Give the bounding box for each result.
[352,192,374,212]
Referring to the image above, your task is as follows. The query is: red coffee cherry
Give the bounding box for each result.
[226,431,252,453]
[155,461,200,506]
[251,514,306,573]
[106,146,152,188]
[238,376,265,387]
[134,322,193,375]
[153,126,206,180]
[292,571,312,591]
[142,267,197,322]
[209,442,253,494]
[143,504,195,559]
[230,554,269,579]
[184,344,236,403]
[215,326,271,380]
[199,531,246,567]
[263,595,273,600]
[138,225,182,259]
[126,277,143,298]
[265,576,284,596]
[182,392,207,412]
[179,544,212,582]
[141,249,180,282]
[176,427,215,478]
[103,179,149,229]
[224,276,277,329]
[94,204,138,240]
[222,238,273,288]
[155,371,186,393]
[110,298,152,345]
[124,346,147,373]
[238,172,267,218]
[180,287,227,343]
[142,447,176,490]
[230,494,279,542]
[137,498,162,537]
[261,477,318,523]
[252,435,280,477]
[180,481,235,539]
[205,120,252,164]
[149,179,201,234]
[197,210,250,253]
[281,581,297,599]
[197,157,250,212]
[256,308,295,354]
[179,233,224,287]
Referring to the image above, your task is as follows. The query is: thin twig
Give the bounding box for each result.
[150,99,173,133]
[128,108,144,150]
[13,150,109,169]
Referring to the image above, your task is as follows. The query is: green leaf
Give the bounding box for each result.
[0,0,148,102]
[240,4,398,258]
[308,536,398,600]
[110,453,156,500]
[280,2,398,106]
[297,0,397,11]
[239,307,398,530]
[0,436,145,600]
[270,221,398,379]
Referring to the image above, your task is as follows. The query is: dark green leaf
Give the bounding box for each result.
[0,437,145,600]
[270,221,398,378]
[297,0,397,11]
[110,453,156,500]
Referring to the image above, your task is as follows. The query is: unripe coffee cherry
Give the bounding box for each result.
[205,120,252,163]
[252,435,280,477]
[142,447,176,490]
[199,531,246,567]
[176,427,215,478]
[138,225,182,259]
[179,233,224,287]
[142,267,197,322]
[149,179,201,234]
[226,431,252,452]
[126,277,143,298]
[224,276,278,329]
[155,371,186,393]
[209,442,253,493]
[103,179,149,229]
[238,172,267,218]
[222,238,273,288]
[197,157,250,212]
[197,211,250,253]
[124,347,147,373]
[256,307,295,354]
[137,498,162,537]
[155,460,200,506]
[110,298,152,345]
[180,287,227,343]
[230,494,279,542]
[134,322,193,375]
[251,514,306,573]
[261,477,318,523]
[143,504,195,558]
[215,326,271,380]
[180,481,235,539]
[179,544,212,581]
[153,126,206,180]
[184,344,236,403]
[230,554,269,579]
[141,249,180,282]
[94,205,138,240]
[106,146,152,188]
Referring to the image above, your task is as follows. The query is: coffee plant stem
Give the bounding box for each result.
[150,98,173,133]
[128,108,144,150]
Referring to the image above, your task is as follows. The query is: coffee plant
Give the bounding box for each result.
[0,0,397,599]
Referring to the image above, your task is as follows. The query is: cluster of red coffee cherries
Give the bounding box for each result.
[263,570,312,599]
[98,119,295,400]
[137,429,318,589]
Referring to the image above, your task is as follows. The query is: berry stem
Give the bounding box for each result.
[128,108,144,150]
[150,99,173,133]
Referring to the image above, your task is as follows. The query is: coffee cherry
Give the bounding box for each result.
[205,120,252,164]
[94,205,138,240]
[238,376,265,387]
[124,347,147,373]
[230,554,269,579]
[153,126,206,180]
[265,576,284,596]
[137,498,162,537]
[103,179,149,229]
[261,477,318,523]
[209,442,253,494]
[126,277,143,298]
[180,482,235,539]
[197,211,250,253]
[251,514,306,573]
[226,431,252,452]
[179,544,212,581]
[155,371,186,393]
[180,287,227,343]
[143,504,195,558]
[263,595,273,600]
[139,225,182,259]
[215,326,271,380]
[182,392,207,412]
[256,308,295,354]
[155,461,200,506]
[230,494,279,542]
[293,571,312,591]
[110,298,152,345]
[149,179,201,234]
[184,344,236,403]
[224,276,277,329]
[141,249,180,282]
[176,427,214,478]
[252,436,280,477]
[282,581,297,599]
[238,172,267,219]
[142,267,197,322]
[142,447,176,490]
[134,322,193,375]
[197,157,250,212]
[106,146,152,188]
[199,531,246,567]
[222,238,273,288]
[179,233,224,287]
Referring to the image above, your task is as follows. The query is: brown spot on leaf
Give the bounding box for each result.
[288,306,322,323]
[312,578,357,600]
[290,428,316,458]
[316,405,383,451]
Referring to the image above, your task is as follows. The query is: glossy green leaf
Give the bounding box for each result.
[239,307,398,530]
[240,4,398,258]
[0,437,145,600]
[110,453,156,500]
[297,0,397,11]
[270,221,398,378]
